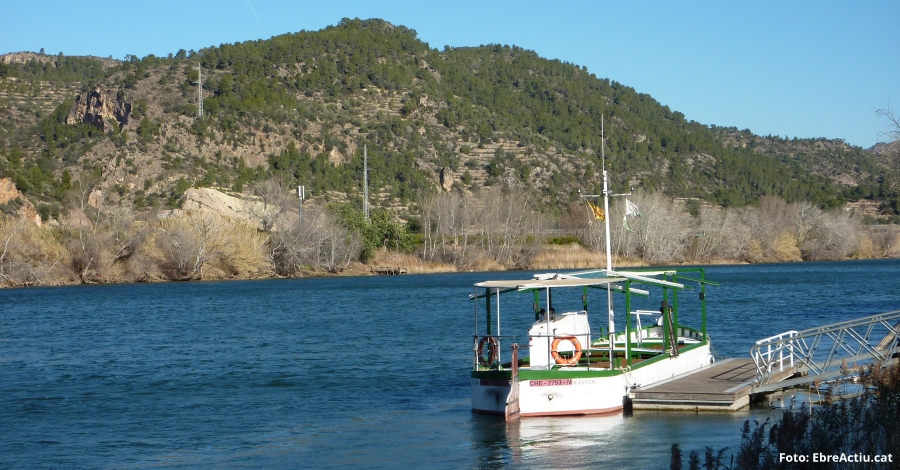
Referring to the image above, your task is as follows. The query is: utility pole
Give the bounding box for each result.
[298,185,306,231]
[363,144,369,222]
[194,63,204,118]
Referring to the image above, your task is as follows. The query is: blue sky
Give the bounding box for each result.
[4,1,898,148]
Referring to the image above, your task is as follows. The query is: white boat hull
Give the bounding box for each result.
[472,344,712,416]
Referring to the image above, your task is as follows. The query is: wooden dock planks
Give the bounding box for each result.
[371,266,407,275]
[631,358,795,411]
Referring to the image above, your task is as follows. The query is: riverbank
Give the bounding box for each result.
[252,245,746,279]
[2,241,896,289]
[2,209,898,288]
[233,243,887,281]
[2,238,897,289]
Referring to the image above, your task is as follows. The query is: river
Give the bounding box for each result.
[1,259,898,468]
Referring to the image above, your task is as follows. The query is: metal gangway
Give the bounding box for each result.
[749,309,900,394]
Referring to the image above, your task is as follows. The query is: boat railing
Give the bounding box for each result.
[472,334,518,371]
[474,333,599,371]
[631,310,661,347]
[751,330,798,383]
[475,327,698,371]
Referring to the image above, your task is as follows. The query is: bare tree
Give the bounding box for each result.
[468,187,544,268]
[418,190,438,260]
[419,190,459,262]
[419,187,545,269]
[738,196,801,262]
[691,206,747,262]
[792,201,823,253]
[610,191,689,264]
[70,169,102,215]
[420,190,476,265]
[0,216,22,286]
[0,215,67,286]
[869,225,900,258]
[64,170,119,281]
[270,203,360,274]
[313,209,362,272]
[62,180,146,283]
[249,177,292,232]
[804,209,864,260]
[156,211,223,280]
[557,202,594,245]
[876,106,900,149]
[876,107,900,195]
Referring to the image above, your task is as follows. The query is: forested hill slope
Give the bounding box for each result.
[1,18,897,221]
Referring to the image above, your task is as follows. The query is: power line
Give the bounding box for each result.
[363,144,369,222]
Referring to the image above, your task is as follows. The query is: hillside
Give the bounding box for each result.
[1,18,898,223]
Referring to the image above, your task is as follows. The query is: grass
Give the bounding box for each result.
[530,243,645,270]
[368,247,456,274]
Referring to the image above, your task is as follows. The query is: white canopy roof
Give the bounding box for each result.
[474,277,625,290]
[544,269,685,289]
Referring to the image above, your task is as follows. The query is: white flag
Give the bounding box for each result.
[624,199,641,232]
[625,199,640,217]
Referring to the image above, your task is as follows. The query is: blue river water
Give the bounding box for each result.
[1,259,898,469]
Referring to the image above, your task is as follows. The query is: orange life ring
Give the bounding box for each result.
[551,336,583,366]
[477,336,499,367]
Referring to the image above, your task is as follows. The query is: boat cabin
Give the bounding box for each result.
[470,268,711,373]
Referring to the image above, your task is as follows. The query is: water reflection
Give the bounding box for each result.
[473,407,782,469]
[470,413,513,468]
[512,414,625,468]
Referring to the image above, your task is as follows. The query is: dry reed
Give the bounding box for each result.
[369,247,457,274]
[529,244,645,270]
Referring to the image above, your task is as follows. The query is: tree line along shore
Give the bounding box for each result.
[2,175,899,288]
[2,19,899,289]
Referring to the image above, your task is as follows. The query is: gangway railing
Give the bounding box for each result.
[750,310,900,392]
[751,330,797,383]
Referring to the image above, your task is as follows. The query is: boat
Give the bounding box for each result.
[469,165,715,419]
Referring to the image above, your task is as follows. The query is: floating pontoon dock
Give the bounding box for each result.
[630,358,794,411]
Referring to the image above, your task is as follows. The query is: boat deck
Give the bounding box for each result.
[630,358,795,411]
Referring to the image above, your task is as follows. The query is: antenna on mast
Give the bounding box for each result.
[600,114,612,271]
[578,114,634,370]
[600,114,615,367]
[194,62,204,118]
[363,144,369,222]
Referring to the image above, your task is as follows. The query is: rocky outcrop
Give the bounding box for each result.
[0,52,55,66]
[0,52,119,68]
[869,141,900,160]
[182,188,248,220]
[0,178,41,225]
[66,86,131,131]
[328,147,346,166]
[180,187,274,230]
[439,167,454,191]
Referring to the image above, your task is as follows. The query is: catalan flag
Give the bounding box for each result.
[587,201,605,221]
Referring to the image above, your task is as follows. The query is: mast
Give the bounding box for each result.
[602,116,612,272]
[602,116,615,368]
